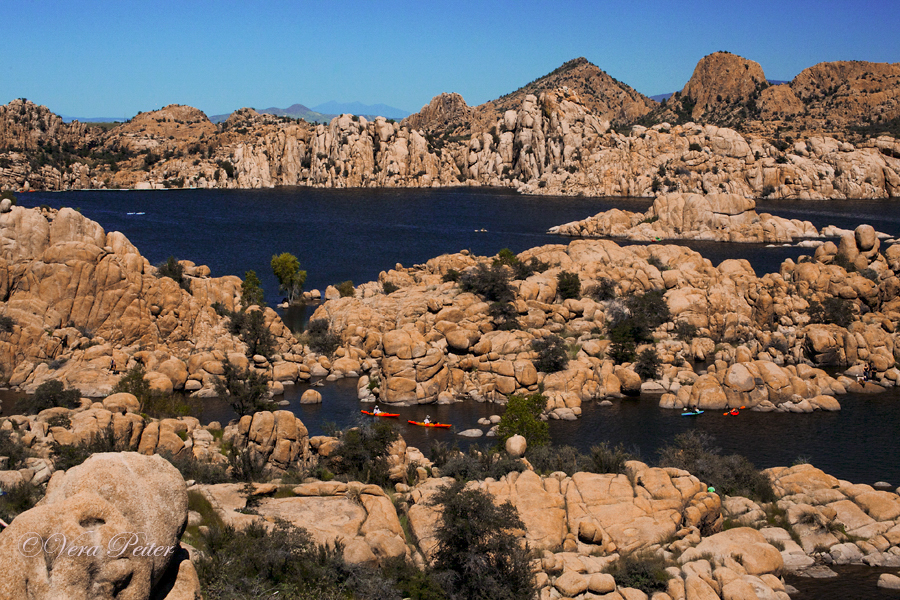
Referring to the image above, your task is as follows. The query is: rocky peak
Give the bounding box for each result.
[484,57,656,126]
[789,60,900,126]
[0,98,88,151]
[403,93,472,133]
[677,51,768,122]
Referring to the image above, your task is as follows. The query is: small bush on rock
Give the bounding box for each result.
[0,481,42,524]
[583,277,617,301]
[633,347,661,381]
[51,424,124,471]
[531,335,569,373]
[305,318,341,356]
[0,314,15,333]
[327,420,398,487]
[336,280,355,297]
[608,551,671,594]
[240,270,266,307]
[20,380,81,414]
[459,263,514,302]
[497,392,549,448]
[0,429,29,470]
[808,297,854,328]
[556,271,581,300]
[657,431,775,502]
[488,301,520,330]
[213,360,273,417]
[431,481,535,600]
[382,281,399,294]
[156,256,190,291]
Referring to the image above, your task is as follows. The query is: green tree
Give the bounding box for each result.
[213,360,273,417]
[270,252,307,304]
[242,310,275,359]
[431,482,536,600]
[496,392,549,448]
[241,270,265,308]
[112,364,153,412]
[557,271,581,300]
[531,335,568,373]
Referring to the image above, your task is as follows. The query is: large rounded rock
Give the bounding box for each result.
[855,224,877,252]
[0,452,190,599]
[680,527,783,575]
[505,434,527,458]
[300,389,322,404]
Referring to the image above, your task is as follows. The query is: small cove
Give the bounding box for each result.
[8,187,900,486]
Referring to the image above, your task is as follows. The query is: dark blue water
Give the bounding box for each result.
[10,188,900,485]
[19,188,870,306]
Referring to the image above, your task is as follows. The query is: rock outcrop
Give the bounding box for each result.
[0,452,199,599]
[0,205,315,397]
[551,192,821,243]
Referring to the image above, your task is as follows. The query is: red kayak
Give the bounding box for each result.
[361,410,399,418]
[407,420,451,429]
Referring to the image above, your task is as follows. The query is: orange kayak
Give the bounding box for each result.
[407,420,451,428]
[361,410,399,418]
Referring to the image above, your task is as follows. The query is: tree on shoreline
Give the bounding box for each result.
[271,252,307,304]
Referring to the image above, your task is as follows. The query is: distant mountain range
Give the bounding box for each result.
[62,101,411,125]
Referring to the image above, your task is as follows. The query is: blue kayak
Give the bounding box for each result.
[680,410,704,416]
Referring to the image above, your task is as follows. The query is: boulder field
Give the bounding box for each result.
[311,222,900,418]
[4,428,900,600]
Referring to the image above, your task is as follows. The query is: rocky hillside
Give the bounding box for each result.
[0,203,326,397]
[654,52,900,140]
[1,54,899,198]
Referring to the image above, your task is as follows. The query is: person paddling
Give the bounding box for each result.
[423,415,431,424]
[373,405,381,415]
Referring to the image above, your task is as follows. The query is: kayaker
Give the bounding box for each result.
[373,405,381,415]
[424,415,431,424]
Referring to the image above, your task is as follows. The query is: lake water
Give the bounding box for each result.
[9,188,900,485]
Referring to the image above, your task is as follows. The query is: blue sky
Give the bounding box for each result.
[2,0,897,118]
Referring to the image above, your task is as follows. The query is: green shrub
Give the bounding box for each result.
[213,360,273,417]
[525,442,633,476]
[159,451,231,484]
[647,255,669,271]
[19,380,81,414]
[228,445,270,483]
[633,347,661,381]
[531,335,569,373]
[688,142,702,152]
[557,271,581,300]
[383,281,399,294]
[673,321,698,342]
[0,429,29,470]
[494,249,549,280]
[657,431,775,502]
[583,277,617,301]
[608,552,671,594]
[241,270,266,307]
[808,297,854,328]
[442,269,460,283]
[431,482,535,600]
[0,314,15,333]
[0,190,17,205]
[46,414,71,429]
[51,424,124,471]
[156,256,190,291]
[459,263,514,302]
[497,392,549,448]
[0,481,41,524]
[429,444,525,482]
[305,318,341,356]
[336,280,355,297]
[327,420,398,487]
[488,301,520,330]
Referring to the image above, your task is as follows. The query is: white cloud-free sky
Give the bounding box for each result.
[3,0,897,118]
